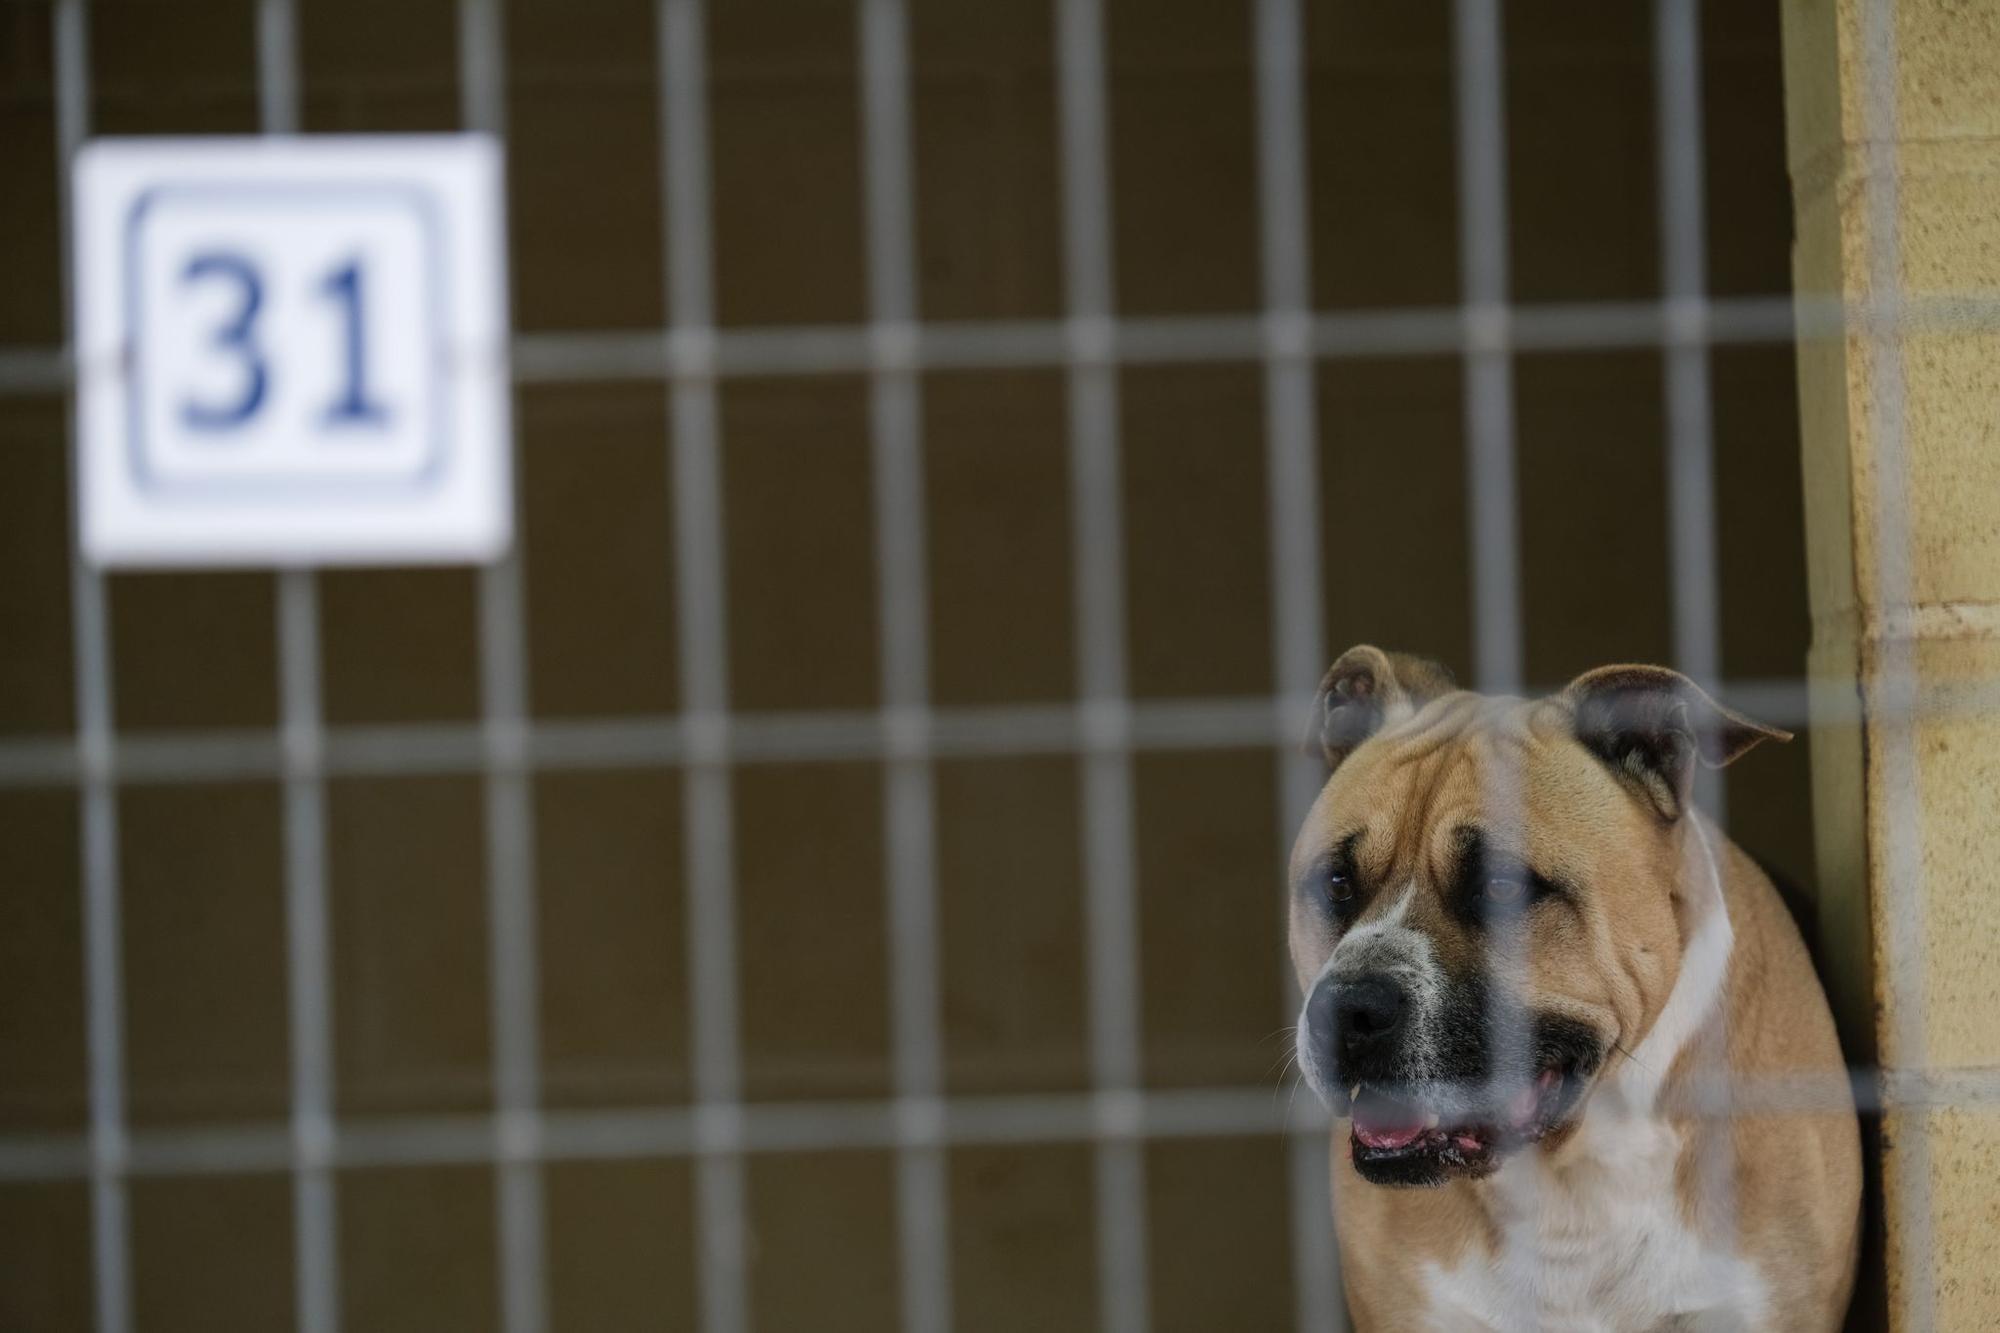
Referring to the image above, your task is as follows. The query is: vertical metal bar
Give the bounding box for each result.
[55,5,132,1333]
[858,3,952,1332]
[1654,0,1727,822]
[1452,0,1523,696]
[1650,0,1744,1285]
[256,7,340,1331]
[457,0,507,154]
[1250,1,1343,1327]
[277,569,340,1333]
[256,0,299,135]
[1451,5,1540,1326]
[1857,0,1935,1324]
[658,5,749,1333]
[458,7,547,1333]
[1055,2,1149,1331]
[478,586,545,1333]
[1253,0,1326,835]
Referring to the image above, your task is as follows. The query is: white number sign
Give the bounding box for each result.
[73,136,511,567]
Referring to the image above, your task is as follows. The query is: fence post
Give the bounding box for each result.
[1781,1,2000,1326]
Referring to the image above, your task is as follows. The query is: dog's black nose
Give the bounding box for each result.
[1320,975,1407,1056]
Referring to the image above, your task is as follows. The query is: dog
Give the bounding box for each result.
[1288,646,1860,1331]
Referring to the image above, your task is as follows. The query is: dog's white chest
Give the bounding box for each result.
[1417,1105,1769,1331]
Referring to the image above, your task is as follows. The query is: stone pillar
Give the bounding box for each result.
[1781,1,2000,1327]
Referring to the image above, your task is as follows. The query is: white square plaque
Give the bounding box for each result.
[73,135,511,567]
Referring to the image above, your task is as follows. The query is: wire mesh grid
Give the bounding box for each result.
[0,0,1991,1330]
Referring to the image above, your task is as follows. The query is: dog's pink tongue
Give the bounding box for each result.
[1356,1120,1423,1150]
[1352,1097,1425,1150]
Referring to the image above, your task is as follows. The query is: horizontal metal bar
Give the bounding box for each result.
[22,674,2000,790]
[0,346,69,396]
[0,681,1847,788]
[1,1066,1992,1185]
[0,1088,1324,1182]
[10,294,2000,402]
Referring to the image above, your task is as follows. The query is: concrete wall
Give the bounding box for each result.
[1782,1,2000,1327]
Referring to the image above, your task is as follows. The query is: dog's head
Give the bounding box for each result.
[1288,645,1786,1187]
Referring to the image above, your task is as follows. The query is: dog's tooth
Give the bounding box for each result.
[1423,1111,1440,1129]
[1350,1084,1361,1102]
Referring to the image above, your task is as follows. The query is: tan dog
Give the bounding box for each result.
[1288,646,1860,1331]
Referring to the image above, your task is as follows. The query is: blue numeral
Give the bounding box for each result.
[176,253,391,434]
[178,252,268,431]
[319,258,390,427]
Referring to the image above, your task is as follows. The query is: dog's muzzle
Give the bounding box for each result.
[1298,968,1605,1188]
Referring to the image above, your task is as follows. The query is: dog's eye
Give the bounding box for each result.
[1483,875,1527,907]
[1325,872,1354,905]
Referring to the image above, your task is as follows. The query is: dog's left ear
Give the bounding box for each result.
[1565,665,1790,820]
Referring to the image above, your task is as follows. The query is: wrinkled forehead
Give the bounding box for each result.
[1289,691,1580,880]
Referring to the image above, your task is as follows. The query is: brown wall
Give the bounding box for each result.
[0,2,1811,1329]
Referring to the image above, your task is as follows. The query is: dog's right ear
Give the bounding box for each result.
[1304,646,1457,772]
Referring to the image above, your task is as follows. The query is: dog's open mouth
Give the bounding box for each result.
[1344,1061,1582,1186]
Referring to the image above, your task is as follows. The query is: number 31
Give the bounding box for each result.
[178,251,389,432]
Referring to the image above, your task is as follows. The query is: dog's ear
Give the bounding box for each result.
[1565,665,1790,820]
[1305,646,1457,772]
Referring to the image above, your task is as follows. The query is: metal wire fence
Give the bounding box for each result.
[0,0,1989,1330]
